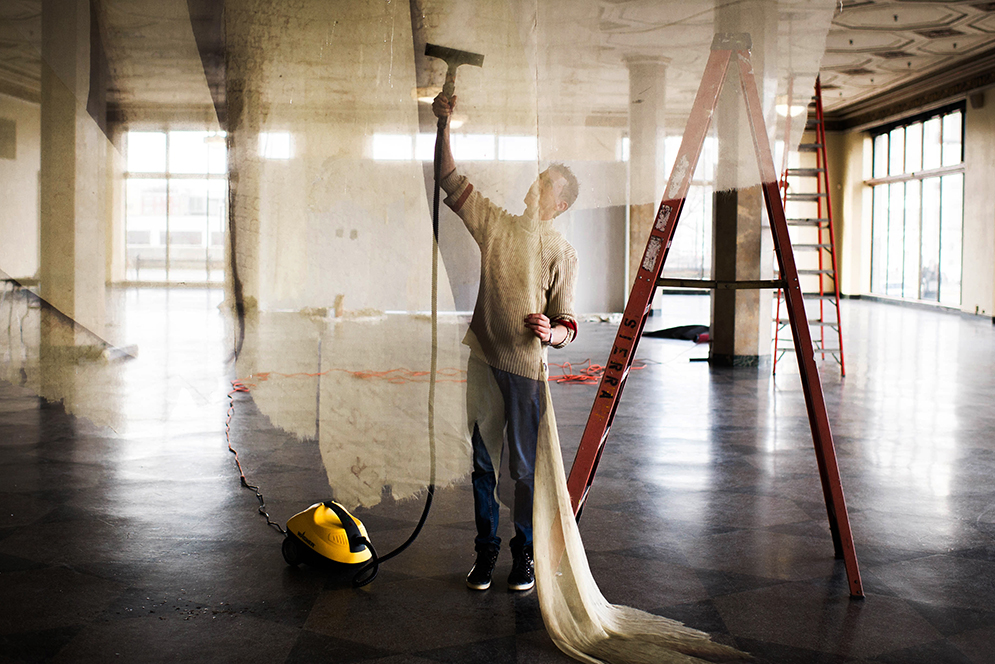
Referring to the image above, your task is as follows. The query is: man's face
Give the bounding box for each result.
[525,169,568,221]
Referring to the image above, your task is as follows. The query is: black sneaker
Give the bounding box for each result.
[507,547,534,591]
[466,547,499,590]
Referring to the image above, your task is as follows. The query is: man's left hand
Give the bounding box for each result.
[525,313,553,345]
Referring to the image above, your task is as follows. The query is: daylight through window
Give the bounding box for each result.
[868,106,964,306]
[124,130,228,284]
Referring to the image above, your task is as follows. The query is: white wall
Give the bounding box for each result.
[0,93,41,279]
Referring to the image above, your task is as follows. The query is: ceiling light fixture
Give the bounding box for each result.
[775,104,808,117]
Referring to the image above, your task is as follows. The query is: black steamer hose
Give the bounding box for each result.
[351,115,446,588]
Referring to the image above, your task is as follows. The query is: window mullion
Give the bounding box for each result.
[864,163,963,187]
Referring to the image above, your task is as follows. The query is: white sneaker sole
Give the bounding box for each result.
[466,578,491,590]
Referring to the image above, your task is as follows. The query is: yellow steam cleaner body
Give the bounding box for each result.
[282,501,373,567]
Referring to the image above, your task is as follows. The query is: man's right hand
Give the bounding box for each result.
[431,93,457,178]
[433,93,456,120]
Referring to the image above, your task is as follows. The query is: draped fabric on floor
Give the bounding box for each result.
[534,372,749,663]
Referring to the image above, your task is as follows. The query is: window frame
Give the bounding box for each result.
[123,129,228,284]
[866,103,965,305]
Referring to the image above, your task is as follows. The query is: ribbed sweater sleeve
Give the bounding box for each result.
[546,250,578,348]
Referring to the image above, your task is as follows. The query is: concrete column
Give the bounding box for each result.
[625,56,668,289]
[709,2,777,367]
[40,0,107,349]
[963,90,995,318]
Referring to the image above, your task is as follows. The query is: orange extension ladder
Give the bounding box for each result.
[565,36,863,598]
[773,77,846,376]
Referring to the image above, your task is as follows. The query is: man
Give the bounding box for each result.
[432,92,579,591]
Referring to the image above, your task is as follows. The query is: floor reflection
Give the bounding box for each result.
[2,292,995,663]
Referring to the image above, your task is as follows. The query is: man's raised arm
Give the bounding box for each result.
[432,93,457,179]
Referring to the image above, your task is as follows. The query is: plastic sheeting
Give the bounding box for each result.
[224,1,836,661]
[224,0,836,491]
[0,0,840,661]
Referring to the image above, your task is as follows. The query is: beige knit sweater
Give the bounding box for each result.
[442,170,578,381]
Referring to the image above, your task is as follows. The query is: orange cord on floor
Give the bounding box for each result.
[546,358,653,385]
[233,358,655,390]
[239,366,466,388]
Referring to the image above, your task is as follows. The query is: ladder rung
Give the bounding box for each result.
[774,318,839,327]
[785,168,825,177]
[774,345,842,352]
[786,193,828,201]
[657,278,783,290]
[798,143,823,151]
[800,292,839,299]
[787,218,830,226]
[797,269,835,276]
[792,243,832,250]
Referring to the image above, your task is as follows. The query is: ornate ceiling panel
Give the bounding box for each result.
[821,0,995,121]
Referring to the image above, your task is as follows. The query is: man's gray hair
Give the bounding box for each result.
[548,163,579,211]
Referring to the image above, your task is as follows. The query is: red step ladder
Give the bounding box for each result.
[566,35,863,598]
[773,77,846,376]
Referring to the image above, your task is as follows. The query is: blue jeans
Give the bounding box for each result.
[467,358,545,553]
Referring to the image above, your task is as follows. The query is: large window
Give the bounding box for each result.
[660,134,716,279]
[868,106,963,306]
[125,130,228,283]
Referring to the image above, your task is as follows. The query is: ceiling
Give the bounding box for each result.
[1,0,994,132]
[820,0,995,127]
[0,1,41,103]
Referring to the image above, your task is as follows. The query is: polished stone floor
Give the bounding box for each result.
[2,289,995,663]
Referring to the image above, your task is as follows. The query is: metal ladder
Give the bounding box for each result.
[564,37,862,598]
[773,77,846,376]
